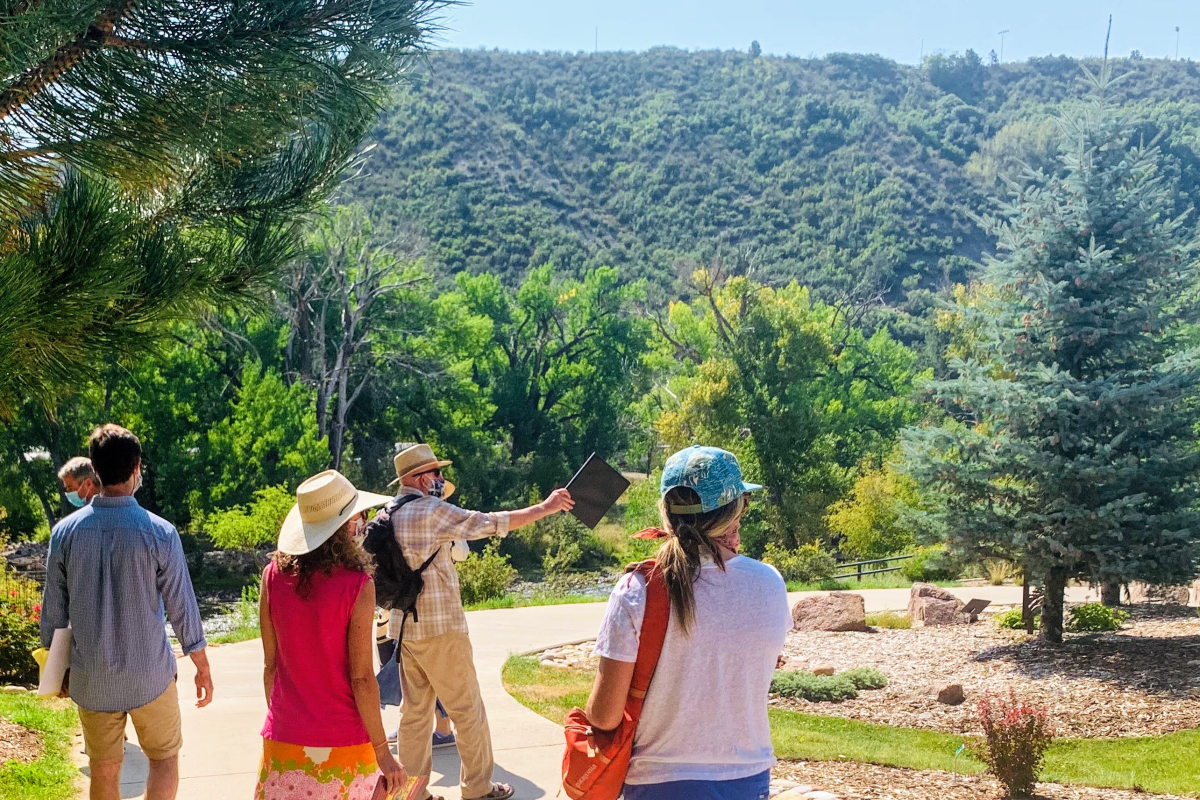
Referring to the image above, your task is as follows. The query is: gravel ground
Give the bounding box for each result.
[772,761,1190,800]
[778,605,1200,738]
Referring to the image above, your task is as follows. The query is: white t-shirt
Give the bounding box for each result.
[593,555,791,785]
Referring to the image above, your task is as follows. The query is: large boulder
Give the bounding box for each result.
[909,583,971,626]
[791,592,868,632]
[1126,582,1191,605]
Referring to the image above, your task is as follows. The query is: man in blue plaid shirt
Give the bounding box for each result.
[42,424,212,800]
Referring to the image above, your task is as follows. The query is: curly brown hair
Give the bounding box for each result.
[273,522,373,599]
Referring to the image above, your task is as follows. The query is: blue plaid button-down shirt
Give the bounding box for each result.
[40,495,207,713]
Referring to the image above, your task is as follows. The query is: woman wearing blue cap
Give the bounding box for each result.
[584,446,792,800]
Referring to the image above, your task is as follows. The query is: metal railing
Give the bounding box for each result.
[0,569,44,608]
[832,553,914,582]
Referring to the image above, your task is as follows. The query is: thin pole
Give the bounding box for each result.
[595,26,598,54]
[919,38,923,63]
[998,29,1010,64]
[1176,26,1181,60]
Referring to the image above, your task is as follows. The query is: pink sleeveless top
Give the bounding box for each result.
[261,562,372,746]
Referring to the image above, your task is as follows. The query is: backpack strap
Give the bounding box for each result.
[627,559,669,710]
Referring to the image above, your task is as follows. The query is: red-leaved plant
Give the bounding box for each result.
[978,690,1054,798]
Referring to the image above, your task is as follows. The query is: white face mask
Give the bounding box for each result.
[134,472,143,494]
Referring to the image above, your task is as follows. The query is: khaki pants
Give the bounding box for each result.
[398,632,494,799]
[77,680,182,765]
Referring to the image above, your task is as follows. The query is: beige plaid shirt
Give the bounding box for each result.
[386,488,510,641]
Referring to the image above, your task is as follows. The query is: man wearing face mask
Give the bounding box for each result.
[57,457,100,510]
[386,443,573,800]
[41,424,211,800]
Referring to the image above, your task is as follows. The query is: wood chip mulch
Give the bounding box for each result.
[778,605,1200,739]
[0,718,42,765]
[773,760,1189,800]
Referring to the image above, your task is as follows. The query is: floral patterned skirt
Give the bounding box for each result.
[254,739,382,800]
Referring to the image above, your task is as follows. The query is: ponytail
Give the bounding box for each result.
[654,487,743,636]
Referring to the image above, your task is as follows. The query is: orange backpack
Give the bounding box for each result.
[561,559,669,800]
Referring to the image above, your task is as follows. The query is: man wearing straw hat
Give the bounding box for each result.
[386,443,573,800]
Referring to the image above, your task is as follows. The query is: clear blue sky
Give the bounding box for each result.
[435,1,1199,65]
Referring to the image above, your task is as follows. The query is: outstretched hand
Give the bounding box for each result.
[542,488,575,515]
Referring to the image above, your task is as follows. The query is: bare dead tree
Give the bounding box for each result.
[280,208,431,470]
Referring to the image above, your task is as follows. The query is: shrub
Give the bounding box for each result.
[994,608,1036,630]
[984,559,1021,586]
[506,491,616,575]
[211,578,261,645]
[841,667,888,690]
[825,460,920,559]
[457,541,518,605]
[1066,603,1129,633]
[865,610,912,629]
[900,545,959,582]
[761,542,836,584]
[0,572,41,683]
[770,670,860,702]
[978,691,1054,798]
[204,485,295,551]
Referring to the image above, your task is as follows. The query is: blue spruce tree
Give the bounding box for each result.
[904,65,1200,643]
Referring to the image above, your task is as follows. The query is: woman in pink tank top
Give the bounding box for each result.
[254,470,409,800]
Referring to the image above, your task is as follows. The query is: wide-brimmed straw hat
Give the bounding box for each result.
[277,470,392,555]
[388,443,455,499]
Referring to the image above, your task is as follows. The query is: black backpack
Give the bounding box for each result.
[361,495,440,635]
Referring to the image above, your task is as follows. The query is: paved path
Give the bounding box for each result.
[84,584,1099,799]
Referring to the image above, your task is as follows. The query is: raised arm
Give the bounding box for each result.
[347,580,407,795]
[504,488,575,531]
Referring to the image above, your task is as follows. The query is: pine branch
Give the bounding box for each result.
[0,0,136,122]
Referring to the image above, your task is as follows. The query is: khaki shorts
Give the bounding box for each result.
[78,680,183,764]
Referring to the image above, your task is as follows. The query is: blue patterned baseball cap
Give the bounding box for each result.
[660,446,762,514]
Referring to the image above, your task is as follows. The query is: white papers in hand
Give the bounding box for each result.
[37,627,71,697]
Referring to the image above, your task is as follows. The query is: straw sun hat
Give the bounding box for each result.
[277,470,392,556]
[387,443,455,499]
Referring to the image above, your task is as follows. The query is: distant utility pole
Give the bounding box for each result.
[1176,26,1181,60]
[595,26,598,54]
[919,38,923,63]
[998,29,1010,64]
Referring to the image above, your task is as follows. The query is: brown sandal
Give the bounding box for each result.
[465,783,514,800]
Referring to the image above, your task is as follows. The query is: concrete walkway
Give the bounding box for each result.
[83,584,1098,799]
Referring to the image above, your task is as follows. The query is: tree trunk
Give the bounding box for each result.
[1022,575,1035,634]
[1100,580,1122,607]
[1040,566,1068,644]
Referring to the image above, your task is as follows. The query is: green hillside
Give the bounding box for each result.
[348,48,1200,307]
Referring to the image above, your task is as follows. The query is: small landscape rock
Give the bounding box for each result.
[539,659,561,668]
[1187,659,1200,666]
[811,664,836,676]
[802,792,840,800]
[2,685,27,694]
[936,683,965,705]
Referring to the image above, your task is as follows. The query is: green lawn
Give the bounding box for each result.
[786,574,960,592]
[0,694,78,800]
[464,590,603,612]
[502,655,1200,796]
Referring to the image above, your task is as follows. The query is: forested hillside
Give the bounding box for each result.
[348,48,1200,311]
